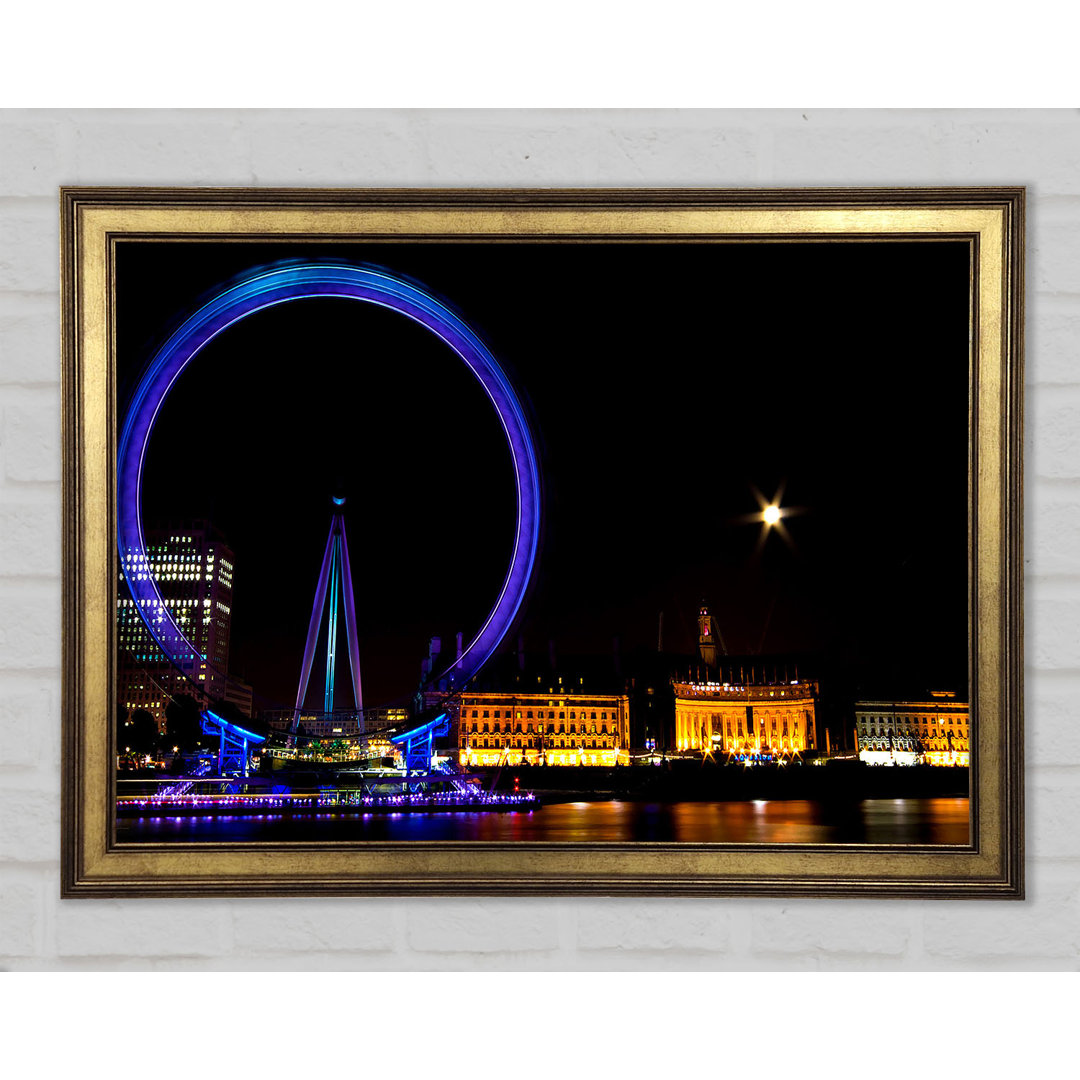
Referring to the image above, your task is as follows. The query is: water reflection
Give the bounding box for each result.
[117,797,970,845]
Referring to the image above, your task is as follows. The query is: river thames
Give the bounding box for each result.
[116,796,970,845]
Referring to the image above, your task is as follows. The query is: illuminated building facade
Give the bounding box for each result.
[458,689,631,767]
[855,692,969,766]
[674,678,818,759]
[117,522,248,729]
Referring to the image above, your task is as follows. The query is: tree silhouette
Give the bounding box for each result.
[125,709,158,756]
[164,693,204,751]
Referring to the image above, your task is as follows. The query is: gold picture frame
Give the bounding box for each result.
[61,187,1024,897]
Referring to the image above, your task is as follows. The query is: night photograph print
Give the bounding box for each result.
[113,237,972,846]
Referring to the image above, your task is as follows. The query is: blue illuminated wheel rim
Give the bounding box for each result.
[118,262,541,691]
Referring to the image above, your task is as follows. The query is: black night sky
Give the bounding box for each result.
[117,239,970,715]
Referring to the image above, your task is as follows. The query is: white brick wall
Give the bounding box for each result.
[1,108,1077,970]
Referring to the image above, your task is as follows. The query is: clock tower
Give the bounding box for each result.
[698,600,719,671]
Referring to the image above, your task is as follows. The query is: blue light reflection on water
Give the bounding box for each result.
[116,798,970,845]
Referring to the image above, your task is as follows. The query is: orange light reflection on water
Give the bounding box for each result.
[117,797,971,845]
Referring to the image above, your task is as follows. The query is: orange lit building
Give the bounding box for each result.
[855,692,969,766]
[457,689,631,767]
[674,678,818,758]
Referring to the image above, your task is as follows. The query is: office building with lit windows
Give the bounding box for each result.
[854,692,969,766]
[458,689,631,767]
[117,521,251,729]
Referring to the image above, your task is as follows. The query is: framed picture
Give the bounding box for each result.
[61,187,1024,897]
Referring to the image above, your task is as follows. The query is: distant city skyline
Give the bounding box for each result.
[118,239,970,714]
